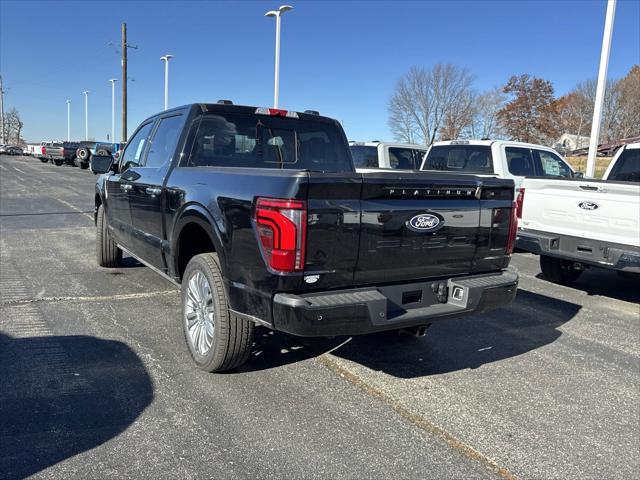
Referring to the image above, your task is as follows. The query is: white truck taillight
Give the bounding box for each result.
[254,197,307,273]
[516,188,525,219]
[506,202,518,255]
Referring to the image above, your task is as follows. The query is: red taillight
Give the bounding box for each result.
[269,108,288,117]
[42,146,46,154]
[506,202,518,255]
[254,197,307,273]
[516,188,525,219]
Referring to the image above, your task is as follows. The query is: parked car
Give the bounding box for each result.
[0,144,8,154]
[91,102,519,372]
[350,141,428,170]
[517,143,640,284]
[6,146,24,155]
[421,140,577,190]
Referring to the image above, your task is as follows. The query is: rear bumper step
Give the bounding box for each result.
[516,230,640,273]
[272,269,518,336]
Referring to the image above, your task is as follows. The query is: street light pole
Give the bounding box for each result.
[0,75,5,144]
[66,99,71,141]
[109,79,117,142]
[82,91,89,141]
[586,0,616,178]
[160,55,174,110]
[265,5,293,108]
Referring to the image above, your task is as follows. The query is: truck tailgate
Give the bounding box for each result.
[521,178,640,247]
[354,173,514,284]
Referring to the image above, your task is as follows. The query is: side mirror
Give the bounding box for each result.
[90,154,115,175]
[574,171,584,178]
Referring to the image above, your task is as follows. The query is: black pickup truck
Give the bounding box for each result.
[91,102,519,372]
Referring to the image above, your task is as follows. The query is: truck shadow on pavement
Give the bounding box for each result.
[329,289,582,378]
[241,328,346,372]
[0,333,153,480]
[242,289,581,378]
[535,269,640,304]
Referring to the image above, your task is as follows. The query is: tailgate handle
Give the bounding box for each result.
[579,185,601,192]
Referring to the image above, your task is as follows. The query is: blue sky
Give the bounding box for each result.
[1,0,638,143]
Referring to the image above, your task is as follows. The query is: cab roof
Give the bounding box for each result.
[349,140,428,150]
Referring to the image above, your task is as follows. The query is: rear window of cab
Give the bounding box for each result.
[423,145,494,174]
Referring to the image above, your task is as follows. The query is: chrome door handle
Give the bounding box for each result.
[120,184,132,192]
[145,187,162,196]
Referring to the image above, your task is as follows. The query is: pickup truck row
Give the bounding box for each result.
[29,141,123,168]
[91,102,519,372]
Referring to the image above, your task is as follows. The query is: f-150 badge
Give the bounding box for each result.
[407,213,443,232]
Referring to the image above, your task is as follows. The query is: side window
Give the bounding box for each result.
[144,115,183,168]
[505,147,535,176]
[187,114,261,168]
[535,150,573,178]
[350,146,379,168]
[608,149,640,182]
[120,122,154,171]
[388,148,424,169]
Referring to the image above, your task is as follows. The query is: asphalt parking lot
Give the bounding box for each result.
[1,154,638,479]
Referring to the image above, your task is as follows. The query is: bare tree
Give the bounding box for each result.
[576,78,620,143]
[388,63,475,145]
[388,92,418,143]
[3,108,24,145]
[616,65,640,139]
[464,87,506,139]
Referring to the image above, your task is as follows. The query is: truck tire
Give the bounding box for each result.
[539,255,582,285]
[54,158,64,166]
[77,147,91,162]
[96,204,122,267]
[181,253,254,372]
[96,149,109,156]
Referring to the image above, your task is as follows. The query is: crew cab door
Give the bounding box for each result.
[107,121,155,247]
[126,113,185,270]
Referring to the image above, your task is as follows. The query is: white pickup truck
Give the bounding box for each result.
[420,140,577,188]
[349,141,428,170]
[517,143,640,284]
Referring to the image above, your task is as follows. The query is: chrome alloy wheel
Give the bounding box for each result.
[184,271,215,356]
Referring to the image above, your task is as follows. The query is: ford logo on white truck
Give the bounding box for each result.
[407,213,442,232]
[578,201,599,210]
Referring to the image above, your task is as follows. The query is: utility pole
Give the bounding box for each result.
[586,0,616,177]
[0,75,5,144]
[120,22,138,143]
[66,99,71,141]
[109,79,117,143]
[122,22,127,143]
[82,91,89,140]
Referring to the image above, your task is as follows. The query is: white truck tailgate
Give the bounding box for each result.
[520,179,640,247]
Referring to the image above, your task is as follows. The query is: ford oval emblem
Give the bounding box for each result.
[407,213,443,232]
[578,201,599,210]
